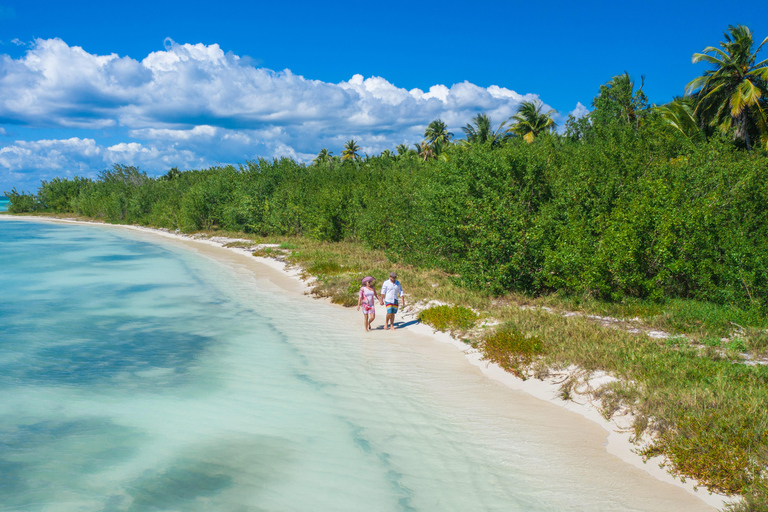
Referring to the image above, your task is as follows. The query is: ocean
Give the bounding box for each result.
[0,219,713,511]
[0,196,9,212]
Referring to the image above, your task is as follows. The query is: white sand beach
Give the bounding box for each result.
[0,215,730,511]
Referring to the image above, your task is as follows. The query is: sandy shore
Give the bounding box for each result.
[0,215,730,510]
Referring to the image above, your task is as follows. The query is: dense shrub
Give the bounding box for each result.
[6,88,768,315]
[5,188,37,213]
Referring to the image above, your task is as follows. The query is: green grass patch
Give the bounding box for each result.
[745,329,768,355]
[24,219,768,500]
[481,327,545,379]
[497,305,768,495]
[419,305,478,332]
[541,294,768,339]
[304,260,344,275]
[223,241,254,249]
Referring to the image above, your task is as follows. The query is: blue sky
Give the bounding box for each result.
[1,0,767,191]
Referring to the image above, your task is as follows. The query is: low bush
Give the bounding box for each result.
[481,327,545,379]
[418,305,478,332]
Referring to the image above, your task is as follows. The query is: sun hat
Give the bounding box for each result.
[389,271,397,278]
[361,276,375,284]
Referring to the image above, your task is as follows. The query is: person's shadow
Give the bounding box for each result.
[394,319,420,329]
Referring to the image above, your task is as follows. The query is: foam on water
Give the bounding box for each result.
[0,220,713,511]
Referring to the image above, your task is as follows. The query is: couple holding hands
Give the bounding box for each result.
[356,272,404,331]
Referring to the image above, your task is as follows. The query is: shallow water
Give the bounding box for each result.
[0,220,713,511]
[0,197,8,212]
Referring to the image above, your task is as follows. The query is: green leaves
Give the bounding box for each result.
[341,140,361,161]
[687,25,768,150]
[509,100,557,143]
[655,97,705,143]
[459,113,511,147]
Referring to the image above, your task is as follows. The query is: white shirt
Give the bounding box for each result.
[381,279,403,303]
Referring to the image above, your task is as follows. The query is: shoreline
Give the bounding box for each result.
[0,214,730,510]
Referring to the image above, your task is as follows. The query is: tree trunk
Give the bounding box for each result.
[734,110,752,151]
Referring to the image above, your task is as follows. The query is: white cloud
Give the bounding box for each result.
[569,102,590,119]
[0,38,560,189]
[0,137,211,186]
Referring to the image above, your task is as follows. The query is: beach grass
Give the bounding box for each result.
[9,218,768,506]
[242,232,768,501]
[418,305,479,332]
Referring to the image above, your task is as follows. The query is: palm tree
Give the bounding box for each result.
[460,113,510,146]
[395,143,416,158]
[314,148,333,165]
[416,141,435,161]
[341,140,361,162]
[424,119,453,153]
[510,101,557,143]
[380,149,394,159]
[655,97,706,143]
[686,25,768,150]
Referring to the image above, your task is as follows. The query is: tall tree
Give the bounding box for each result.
[341,140,361,162]
[509,101,557,143]
[655,97,706,143]
[460,113,509,146]
[416,141,435,161]
[591,72,649,129]
[424,119,453,153]
[686,25,768,150]
[314,148,333,165]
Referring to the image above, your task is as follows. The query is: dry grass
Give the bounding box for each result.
[255,235,768,499]
[11,217,768,502]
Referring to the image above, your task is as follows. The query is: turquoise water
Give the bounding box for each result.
[0,220,710,511]
[0,197,8,212]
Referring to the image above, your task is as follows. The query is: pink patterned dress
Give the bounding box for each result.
[359,287,376,315]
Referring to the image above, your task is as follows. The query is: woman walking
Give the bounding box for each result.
[357,276,380,331]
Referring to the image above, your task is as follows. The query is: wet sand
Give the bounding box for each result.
[0,215,728,510]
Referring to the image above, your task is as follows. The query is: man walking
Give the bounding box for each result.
[380,271,404,330]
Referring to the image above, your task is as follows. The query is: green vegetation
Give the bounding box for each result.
[480,306,768,496]
[418,305,479,332]
[686,25,768,151]
[6,24,768,508]
[482,328,545,378]
[341,140,361,162]
[510,100,558,143]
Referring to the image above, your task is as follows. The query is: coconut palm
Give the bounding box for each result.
[314,148,333,165]
[395,143,417,158]
[655,97,706,143]
[460,113,509,146]
[381,149,394,159]
[686,25,768,150]
[424,119,453,153]
[341,140,361,161]
[509,101,557,143]
[416,141,435,161]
